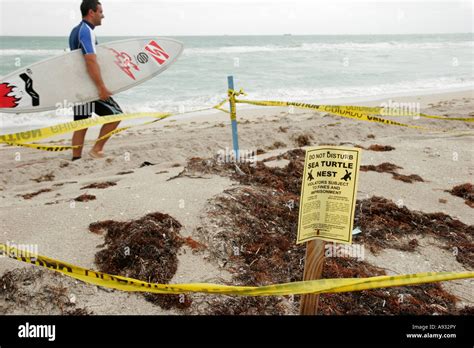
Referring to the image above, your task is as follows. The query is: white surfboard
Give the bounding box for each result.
[0,38,184,113]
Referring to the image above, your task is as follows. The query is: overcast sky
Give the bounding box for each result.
[0,0,472,36]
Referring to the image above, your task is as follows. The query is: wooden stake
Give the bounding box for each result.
[300,239,325,315]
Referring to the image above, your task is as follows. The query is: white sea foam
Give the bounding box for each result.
[183,41,474,56]
[0,49,67,56]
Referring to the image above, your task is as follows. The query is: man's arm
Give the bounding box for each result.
[78,24,111,101]
[84,54,111,101]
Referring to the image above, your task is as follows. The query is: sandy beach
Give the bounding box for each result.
[0,89,473,315]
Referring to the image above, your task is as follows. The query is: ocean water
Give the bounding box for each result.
[1,34,473,132]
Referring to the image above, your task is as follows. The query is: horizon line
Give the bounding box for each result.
[1,32,473,38]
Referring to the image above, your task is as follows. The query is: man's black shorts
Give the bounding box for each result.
[73,97,123,121]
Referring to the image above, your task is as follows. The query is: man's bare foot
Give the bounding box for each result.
[89,149,105,159]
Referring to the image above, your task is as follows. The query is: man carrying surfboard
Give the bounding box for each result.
[69,0,121,160]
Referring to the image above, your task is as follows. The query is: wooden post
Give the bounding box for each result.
[227,76,240,161]
[300,239,325,315]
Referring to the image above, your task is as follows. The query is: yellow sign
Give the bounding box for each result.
[297,146,361,244]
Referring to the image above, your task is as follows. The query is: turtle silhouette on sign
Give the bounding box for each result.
[307,170,314,181]
[341,170,352,181]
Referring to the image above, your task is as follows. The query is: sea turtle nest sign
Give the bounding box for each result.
[297,146,361,245]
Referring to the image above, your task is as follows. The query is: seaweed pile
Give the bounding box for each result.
[90,212,191,310]
[360,163,424,183]
[447,183,474,208]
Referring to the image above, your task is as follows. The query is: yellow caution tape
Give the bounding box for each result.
[213,99,229,114]
[0,100,228,152]
[228,88,247,99]
[0,112,171,148]
[1,142,81,152]
[234,99,474,137]
[232,95,474,122]
[321,105,474,122]
[12,116,173,152]
[226,87,474,122]
[1,243,472,296]
[416,113,474,122]
[235,99,428,130]
[2,93,471,152]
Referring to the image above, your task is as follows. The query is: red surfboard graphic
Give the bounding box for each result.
[145,41,170,65]
[108,48,140,80]
[0,83,21,108]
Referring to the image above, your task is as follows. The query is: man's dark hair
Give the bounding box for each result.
[80,0,101,17]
